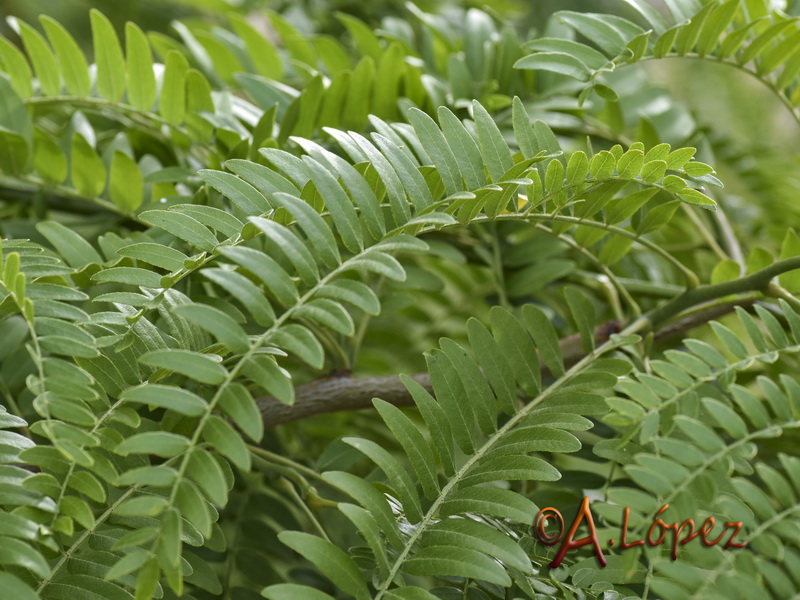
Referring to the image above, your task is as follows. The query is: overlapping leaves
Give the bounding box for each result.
[0,2,797,599]
[0,88,718,598]
[590,301,800,598]
[517,1,800,118]
[265,302,631,598]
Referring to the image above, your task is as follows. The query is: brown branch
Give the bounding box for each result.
[257,297,762,428]
[257,372,430,427]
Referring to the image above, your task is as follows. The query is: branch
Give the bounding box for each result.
[257,257,800,428]
[256,302,744,427]
[257,373,431,427]
[645,257,800,325]
[255,326,612,427]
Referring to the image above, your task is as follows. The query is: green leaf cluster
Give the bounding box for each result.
[0,1,798,599]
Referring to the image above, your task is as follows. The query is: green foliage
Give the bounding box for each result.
[0,1,799,599]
